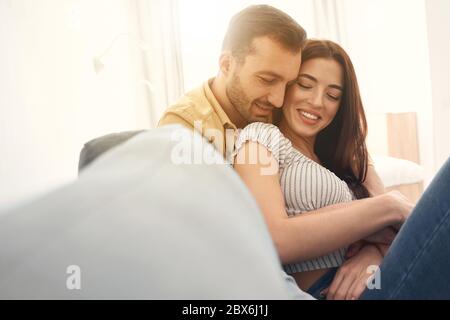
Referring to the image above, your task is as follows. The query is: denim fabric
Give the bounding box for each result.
[306,268,338,300]
[361,157,450,299]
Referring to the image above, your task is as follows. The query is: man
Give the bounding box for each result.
[158,5,306,161]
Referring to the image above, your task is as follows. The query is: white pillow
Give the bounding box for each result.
[371,155,424,187]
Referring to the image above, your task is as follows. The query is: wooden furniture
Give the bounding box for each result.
[386,113,423,202]
[367,112,424,203]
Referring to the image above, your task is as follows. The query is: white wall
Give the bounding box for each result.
[426,0,450,170]
[341,0,435,185]
[0,0,150,209]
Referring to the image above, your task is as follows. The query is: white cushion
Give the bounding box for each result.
[371,155,424,187]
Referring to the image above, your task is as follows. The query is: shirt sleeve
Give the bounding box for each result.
[157,112,194,130]
[232,122,291,168]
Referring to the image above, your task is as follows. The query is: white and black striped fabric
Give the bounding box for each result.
[234,122,354,273]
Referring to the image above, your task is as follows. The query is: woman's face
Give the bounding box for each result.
[282,57,343,139]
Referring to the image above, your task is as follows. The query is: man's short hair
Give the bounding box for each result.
[222,5,307,61]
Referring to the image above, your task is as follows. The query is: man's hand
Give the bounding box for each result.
[364,226,397,245]
[345,240,365,259]
[325,244,383,300]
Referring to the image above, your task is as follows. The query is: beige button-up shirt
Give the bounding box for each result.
[158,78,238,160]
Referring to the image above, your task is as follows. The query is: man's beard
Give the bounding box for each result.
[226,73,253,123]
[226,73,273,124]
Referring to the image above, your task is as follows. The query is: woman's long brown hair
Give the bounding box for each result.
[300,40,370,199]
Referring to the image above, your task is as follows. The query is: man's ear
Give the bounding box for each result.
[219,52,233,76]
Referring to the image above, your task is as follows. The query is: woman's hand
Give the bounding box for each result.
[325,244,383,300]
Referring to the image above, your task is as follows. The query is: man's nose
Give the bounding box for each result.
[268,84,286,108]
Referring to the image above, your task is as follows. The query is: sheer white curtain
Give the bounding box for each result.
[134,0,184,126]
[0,0,184,208]
[311,0,347,45]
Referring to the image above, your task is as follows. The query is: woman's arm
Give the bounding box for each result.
[234,141,411,264]
[361,160,396,257]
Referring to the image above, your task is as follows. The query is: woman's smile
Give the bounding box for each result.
[297,109,321,125]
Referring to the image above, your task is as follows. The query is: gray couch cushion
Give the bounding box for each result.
[0,125,313,299]
[78,130,145,172]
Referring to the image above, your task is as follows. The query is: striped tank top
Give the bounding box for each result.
[233,122,354,273]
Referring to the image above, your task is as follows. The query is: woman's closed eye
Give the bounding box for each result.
[327,93,341,101]
[298,82,312,89]
[297,80,341,101]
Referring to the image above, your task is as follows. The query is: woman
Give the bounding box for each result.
[233,39,450,299]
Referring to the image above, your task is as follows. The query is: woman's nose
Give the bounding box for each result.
[310,89,323,108]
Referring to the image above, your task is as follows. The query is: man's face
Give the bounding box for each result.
[225,36,302,124]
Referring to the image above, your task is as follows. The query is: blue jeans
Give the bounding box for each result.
[306,268,338,299]
[308,157,450,299]
[361,157,450,299]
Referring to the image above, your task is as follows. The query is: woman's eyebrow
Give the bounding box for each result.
[299,74,343,91]
[299,74,317,82]
[329,84,343,91]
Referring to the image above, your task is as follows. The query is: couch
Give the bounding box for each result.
[0,125,312,299]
